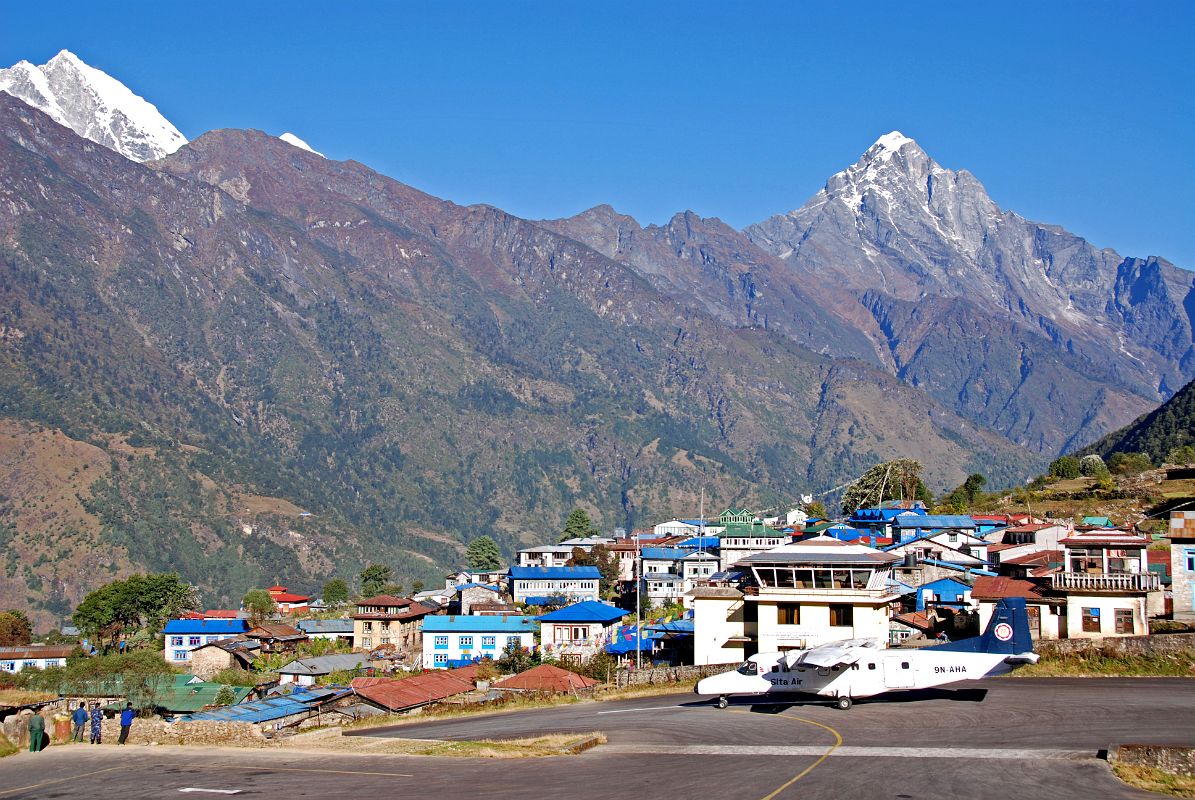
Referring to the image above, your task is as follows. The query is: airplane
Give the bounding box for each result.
[695,597,1037,710]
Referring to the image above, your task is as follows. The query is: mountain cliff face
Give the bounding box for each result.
[0,50,186,162]
[0,95,1042,622]
[606,131,1192,455]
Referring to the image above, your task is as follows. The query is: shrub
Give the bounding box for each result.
[1078,454,1108,477]
[1108,452,1153,476]
[1049,456,1081,479]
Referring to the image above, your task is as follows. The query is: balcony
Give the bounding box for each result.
[1051,572,1160,592]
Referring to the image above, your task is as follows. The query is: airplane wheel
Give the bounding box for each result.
[835,696,852,711]
[716,696,729,709]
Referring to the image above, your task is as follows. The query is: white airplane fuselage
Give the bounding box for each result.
[696,648,1018,702]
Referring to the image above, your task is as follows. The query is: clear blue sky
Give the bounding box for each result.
[4,1,1194,266]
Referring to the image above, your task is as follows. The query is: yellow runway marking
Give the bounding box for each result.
[0,765,121,797]
[725,709,843,800]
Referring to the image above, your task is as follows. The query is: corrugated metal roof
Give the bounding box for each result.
[352,671,473,711]
[535,601,627,623]
[296,619,355,634]
[422,615,536,633]
[894,515,977,528]
[185,686,350,723]
[640,547,691,561]
[508,566,601,580]
[163,619,250,635]
[494,665,598,692]
[277,653,370,676]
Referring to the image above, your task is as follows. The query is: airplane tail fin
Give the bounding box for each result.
[928,597,1034,656]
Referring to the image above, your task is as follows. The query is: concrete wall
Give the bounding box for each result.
[1172,541,1195,617]
[755,600,889,652]
[692,596,746,666]
[1062,595,1147,638]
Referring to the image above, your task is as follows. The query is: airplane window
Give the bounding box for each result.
[850,664,859,670]
[737,661,758,676]
[831,666,840,672]
[901,662,910,669]
[868,663,876,670]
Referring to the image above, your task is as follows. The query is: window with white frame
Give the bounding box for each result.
[433,653,448,665]
[173,650,189,661]
[460,636,473,649]
[188,636,201,646]
[434,636,448,649]
[482,636,496,649]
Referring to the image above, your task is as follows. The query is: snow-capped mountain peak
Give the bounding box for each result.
[0,49,186,162]
[279,132,324,157]
[872,130,915,154]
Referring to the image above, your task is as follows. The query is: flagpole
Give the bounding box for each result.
[635,529,641,670]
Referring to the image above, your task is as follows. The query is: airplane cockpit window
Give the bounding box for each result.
[737,661,759,676]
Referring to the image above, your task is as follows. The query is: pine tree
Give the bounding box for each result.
[465,536,502,570]
[560,508,600,542]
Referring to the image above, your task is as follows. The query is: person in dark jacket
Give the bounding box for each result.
[27,709,45,752]
[71,702,88,742]
[89,703,103,744]
[118,702,135,744]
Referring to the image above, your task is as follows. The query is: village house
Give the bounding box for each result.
[163,619,250,665]
[690,537,902,665]
[536,601,627,662]
[278,652,371,686]
[985,522,1071,565]
[187,637,261,680]
[351,595,438,653]
[0,645,74,673]
[1169,511,1195,621]
[245,623,308,654]
[508,565,600,605]
[516,545,577,568]
[718,520,789,569]
[1053,527,1161,634]
[421,615,537,669]
[266,585,311,615]
[971,576,1063,640]
[893,514,979,543]
[455,583,502,615]
[848,505,927,539]
[296,618,355,644]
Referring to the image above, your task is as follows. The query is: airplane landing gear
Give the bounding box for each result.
[716,695,729,709]
[835,696,852,711]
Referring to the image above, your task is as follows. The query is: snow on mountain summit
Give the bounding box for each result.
[279,132,324,157]
[872,130,915,152]
[0,49,186,162]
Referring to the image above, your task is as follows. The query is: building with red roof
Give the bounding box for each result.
[493,664,599,694]
[351,668,475,712]
[266,585,311,615]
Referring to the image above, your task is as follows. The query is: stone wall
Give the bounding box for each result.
[1111,744,1195,777]
[615,663,737,688]
[1,711,266,748]
[1036,632,1195,658]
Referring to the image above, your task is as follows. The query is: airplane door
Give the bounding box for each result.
[883,657,915,689]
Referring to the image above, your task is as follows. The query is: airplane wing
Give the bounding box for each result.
[787,638,884,669]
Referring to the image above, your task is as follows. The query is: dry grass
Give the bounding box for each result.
[282,728,604,758]
[1114,763,1195,797]
[1014,651,1195,678]
[0,688,58,707]
[0,733,18,758]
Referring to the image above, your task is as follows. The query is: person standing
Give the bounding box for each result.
[27,709,45,752]
[71,702,88,743]
[117,702,135,745]
[89,702,103,744]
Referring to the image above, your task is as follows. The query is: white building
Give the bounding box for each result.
[1171,511,1195,621]
[516,545,576,568]
[719,521,790,570]
[508,566,601,605]
[162,619,250,664]
[0,645,73,673]
[653,519,702,537]
[421,615,537,669]
[690,537,901,664]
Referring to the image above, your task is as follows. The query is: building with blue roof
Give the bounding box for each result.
[893,515,978,543]
[421,615,537,669]
[162,619,250,665]
[508,565,600,605]
[536,601,627,660]
[849,506,927,538]
[185,685,352,725]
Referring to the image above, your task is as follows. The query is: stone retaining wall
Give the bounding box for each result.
[614,663,737,688]
[1,711,266,748]
[1111,744,1195,777]
[1036,632,1195,658]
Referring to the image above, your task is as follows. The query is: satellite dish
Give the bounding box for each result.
[800,494,813,505]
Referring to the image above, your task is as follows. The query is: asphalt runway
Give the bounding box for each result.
[1,677,1191,800]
